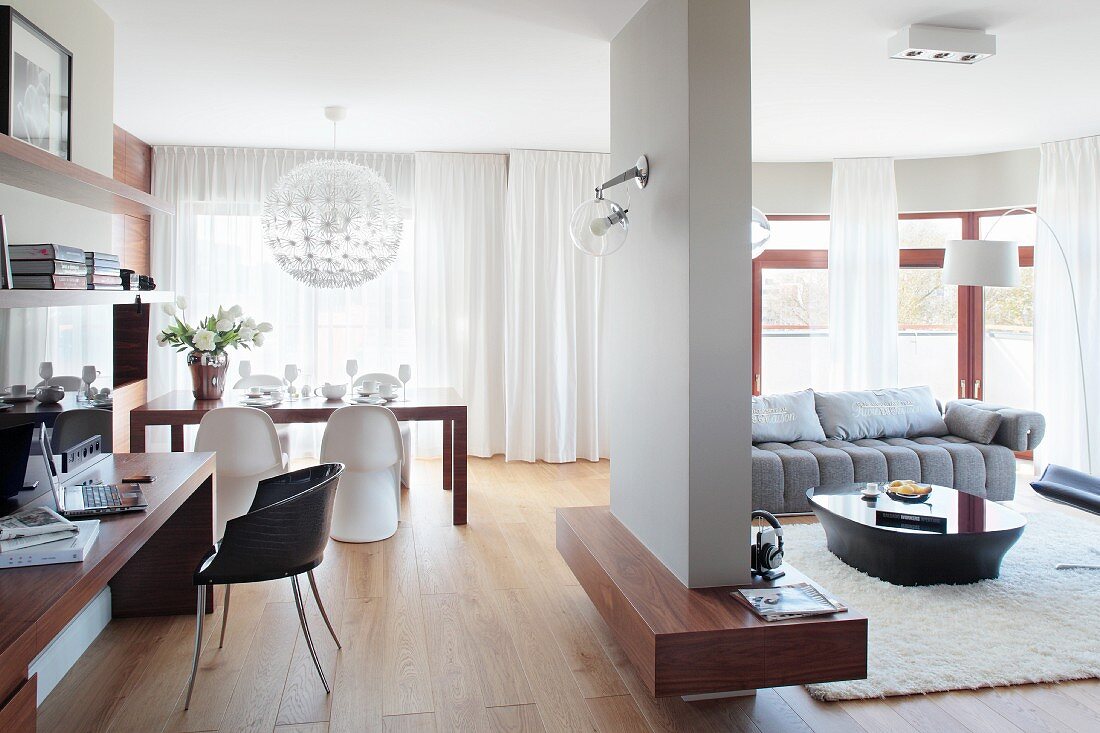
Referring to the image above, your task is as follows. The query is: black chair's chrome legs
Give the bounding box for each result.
[184,584,206,710]
[219,584,231,648]
[307,570,342,649]
[291,574,330,693]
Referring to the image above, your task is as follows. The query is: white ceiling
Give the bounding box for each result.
[100,0,1100,161]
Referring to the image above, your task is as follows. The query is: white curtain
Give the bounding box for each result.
[828,158,899,390]
[504,150,608,462]
[1035,136,1100,471]
[413,152,508,457]
[151,147,415,455]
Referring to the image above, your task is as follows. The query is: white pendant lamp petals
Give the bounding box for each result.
[261,107,403,288]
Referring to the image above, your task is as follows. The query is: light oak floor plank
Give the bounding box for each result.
[33,458,1100,733]
[487,704,547,733]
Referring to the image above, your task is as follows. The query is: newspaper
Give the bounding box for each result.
[0,506,76,540]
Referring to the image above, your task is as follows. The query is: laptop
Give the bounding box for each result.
[38,430,148,517]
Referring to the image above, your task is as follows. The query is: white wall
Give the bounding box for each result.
[608,0,752,587]
[0,0,115,387]
[753,148,1039,214]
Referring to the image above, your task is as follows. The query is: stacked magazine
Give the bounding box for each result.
[732,582,847,622]
[0,506,79,552]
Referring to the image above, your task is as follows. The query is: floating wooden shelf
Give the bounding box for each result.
[0,290,174,309]
[557,506,867,697]
[0,133,173,216]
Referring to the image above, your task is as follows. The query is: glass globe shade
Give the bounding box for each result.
[570,198,629,257]
[751,206,772,259]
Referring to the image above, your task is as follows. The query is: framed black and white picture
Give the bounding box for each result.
[0,7,71,160]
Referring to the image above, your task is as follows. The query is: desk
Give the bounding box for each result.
[0,394,87,430]
[0,452,214,732]
[130,388,468,524]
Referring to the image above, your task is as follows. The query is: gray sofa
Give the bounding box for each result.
[752,390,1046,514]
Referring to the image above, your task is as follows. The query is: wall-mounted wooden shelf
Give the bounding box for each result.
[0,133,173,216]
[0,290,174,309]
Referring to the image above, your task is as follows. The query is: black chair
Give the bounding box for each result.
[184,463,345,709]
[1031,463,1100,570]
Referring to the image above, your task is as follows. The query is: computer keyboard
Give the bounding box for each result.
[82,483,123,508]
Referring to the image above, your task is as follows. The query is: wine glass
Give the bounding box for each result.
[284,364,300,399]
[39,361,53,387]
[239,360,252,379]
[81,365,100,403]
[398,364,412,402]
[346,359,358,388]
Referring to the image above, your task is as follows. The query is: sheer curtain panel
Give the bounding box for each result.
[504,150,608,462]
[413,152,508,457]
[1035,136,1100,470]
[828,158,900,390]
[151,147,415,455]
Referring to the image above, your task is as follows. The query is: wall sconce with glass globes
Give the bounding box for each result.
[569,153,773,258]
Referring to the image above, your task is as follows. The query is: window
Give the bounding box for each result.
[978,211,1035,409]
[754,210,1035,416]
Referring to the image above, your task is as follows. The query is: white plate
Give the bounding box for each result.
[0,403,11,411]
[4,394,34,403]
[349,397,386,405]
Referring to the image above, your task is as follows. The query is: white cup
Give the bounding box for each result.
[379,383,398,398]
[320,383,347,400]
[248,386,263,397]
[359,380,380,395]
[10,384,26,397]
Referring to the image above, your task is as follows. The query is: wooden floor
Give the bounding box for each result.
[40,458,1100,733]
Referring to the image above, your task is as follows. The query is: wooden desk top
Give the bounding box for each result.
[0,452,214,664]
[131,388,465,424]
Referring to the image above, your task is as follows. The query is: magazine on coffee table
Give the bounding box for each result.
[732,582,846,622]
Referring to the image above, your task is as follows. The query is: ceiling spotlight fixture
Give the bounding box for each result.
[888,24,995,64]
[570,155,649,257]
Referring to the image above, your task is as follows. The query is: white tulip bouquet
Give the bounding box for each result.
[156,296,273,354]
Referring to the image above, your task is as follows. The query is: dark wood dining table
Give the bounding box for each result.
[129,388,468,524]
[0,393,83,429]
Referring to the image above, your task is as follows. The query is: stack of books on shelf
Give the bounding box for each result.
[85,251,123,290]
[7,244,87,289]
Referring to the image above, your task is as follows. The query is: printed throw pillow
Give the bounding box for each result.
[815,386,949,441]
[752,388,827,444]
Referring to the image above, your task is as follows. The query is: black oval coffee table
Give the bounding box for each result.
[807,484,1026,586]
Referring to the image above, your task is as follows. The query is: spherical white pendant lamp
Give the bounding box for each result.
[262,107,403,289]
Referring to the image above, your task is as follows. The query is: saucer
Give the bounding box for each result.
[4,394,34,403]
[0,403,11,411]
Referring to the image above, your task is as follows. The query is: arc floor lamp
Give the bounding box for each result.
[942,206,1092,473]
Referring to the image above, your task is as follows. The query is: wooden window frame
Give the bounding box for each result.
[753,210,1035,402]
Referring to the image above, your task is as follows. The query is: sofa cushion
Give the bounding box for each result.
[814,386,948,441]
[945,402,1003,444]
[751,388,826,443]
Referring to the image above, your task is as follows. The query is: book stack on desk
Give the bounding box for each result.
[0,506,100,566]
[7,244,88,289]
[85,251,124,290]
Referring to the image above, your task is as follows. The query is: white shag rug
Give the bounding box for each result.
[781,512,1100,700]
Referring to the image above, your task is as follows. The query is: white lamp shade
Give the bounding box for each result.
[942,240,1020,287]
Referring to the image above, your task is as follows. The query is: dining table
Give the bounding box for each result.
[0,393,93,429]
[128,387,468,524]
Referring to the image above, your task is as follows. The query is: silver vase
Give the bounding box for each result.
[187,350,229,400]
